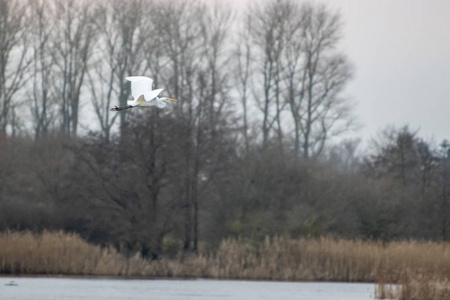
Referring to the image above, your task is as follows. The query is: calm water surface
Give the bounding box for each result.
[0,277,377,300]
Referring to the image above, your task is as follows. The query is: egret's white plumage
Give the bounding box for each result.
[127,76,153,99]
[111,76,177,111]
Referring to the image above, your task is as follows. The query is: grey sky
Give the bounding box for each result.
[229,0,450,145]
[319,0,450,145]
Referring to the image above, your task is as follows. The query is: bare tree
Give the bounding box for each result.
[191,1,234,251]
[52,0,96,136]
[248,0,293,147]
[73,113,179,259]
[152,0,234,252]
[287,3,354,158]
[361,127,450,240]
[233,14,253,152]
[29,0,58,138]
[0,0,31,136]
[88,0,147,138]
[153,0,202,253]
[141,1,168,92]
[364,126,422,186]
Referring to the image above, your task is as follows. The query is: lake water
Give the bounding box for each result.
[0,277,378,300]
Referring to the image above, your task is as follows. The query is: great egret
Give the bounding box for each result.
[110,76,178,111]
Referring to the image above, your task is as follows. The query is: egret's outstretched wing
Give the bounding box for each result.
[143,88,163,102]
[126,76,153,100]
[126,96,142,107]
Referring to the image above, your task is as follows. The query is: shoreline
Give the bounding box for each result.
[0,274,382,283]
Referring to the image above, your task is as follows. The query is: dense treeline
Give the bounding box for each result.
[0,0,449,260]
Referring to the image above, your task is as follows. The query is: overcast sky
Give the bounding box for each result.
[231,0,450,146]
[316,0,450,146]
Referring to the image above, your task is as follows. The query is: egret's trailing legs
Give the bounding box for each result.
[110,105,134,111]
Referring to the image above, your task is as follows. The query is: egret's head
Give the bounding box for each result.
[156,97,178,109]
[161,97,178,103]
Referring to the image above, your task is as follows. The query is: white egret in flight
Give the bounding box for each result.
[110,76,178,111]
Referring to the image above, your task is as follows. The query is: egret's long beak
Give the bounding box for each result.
[168,98,178,102]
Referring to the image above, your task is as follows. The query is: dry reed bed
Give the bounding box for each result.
[1,231,450,285]
[0,231,152,276]
[399,275,450,300]
[377,274,450,300]
[159,237,450,282]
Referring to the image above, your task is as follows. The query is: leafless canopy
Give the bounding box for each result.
[237,0,356,157]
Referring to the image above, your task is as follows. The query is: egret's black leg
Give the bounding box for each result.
[110,105,133,111]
